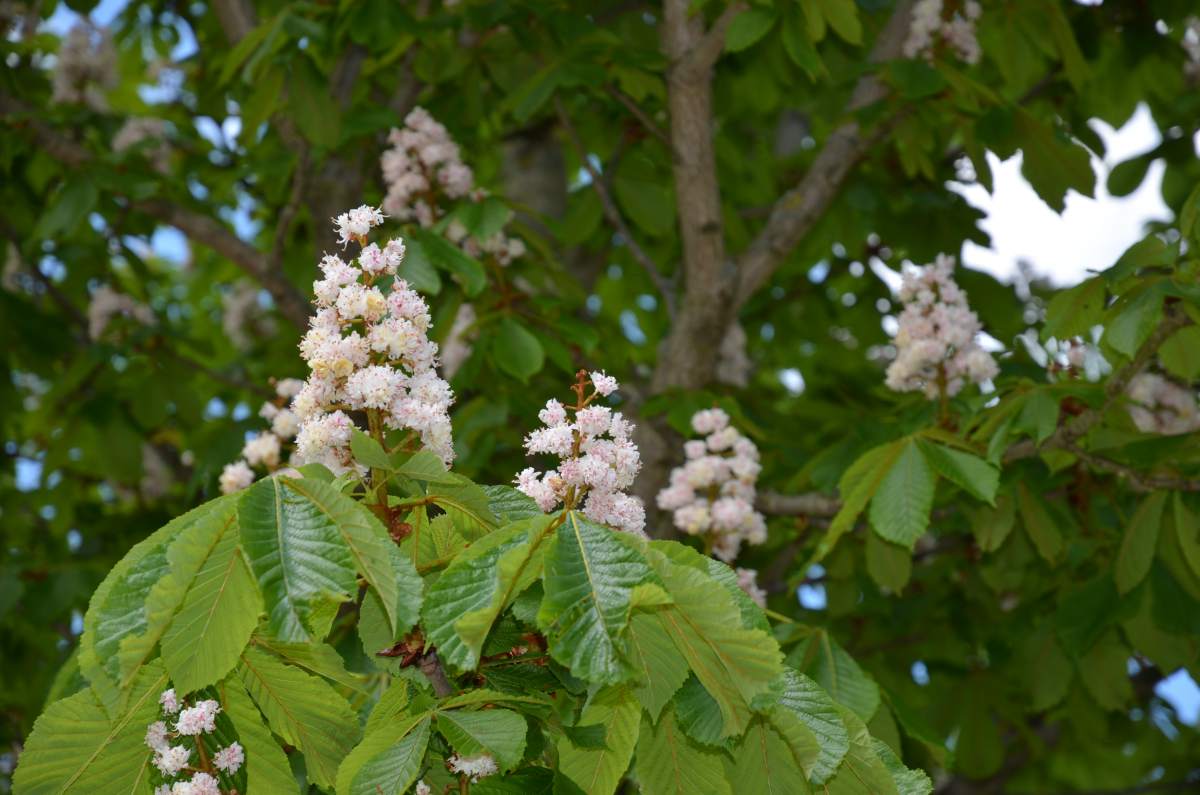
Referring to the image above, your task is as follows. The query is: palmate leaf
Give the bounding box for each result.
[764,669,850,784]
[219,675,299,794]
[818,440,906,562]
[822,706,901,795]
[422,514,555,671]
[13,661,167,795]
[635,705,731,795]
[725,714,811,795]
[868,439,936,550]
[557,686,639,795]
[237,645,361,788]
[645,550,783,737]
[537,512,655,684]
[788,630,880,723]
[436,707,528,770]
[627,610,690,721]
[336,714,430,795]
[78,497,233,712]
[159,505,261,693]
[238,477,359,642]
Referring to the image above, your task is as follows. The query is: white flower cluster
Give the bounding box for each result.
[515,371,646,536]
[218,378,304,494]
[440,302,477,379]
[1184,17,1200,81]
[414,780,432,795]
[114,117,171,173]
[903,0,982,65]
[88,284,155,341]
[655,408,766,562]
[1017,331,1111,383]
[885,254,997,399]
[145,689,241,794]
[448,753,499,783]
[292,206,455,471]
[382,107,475,227]
[52,21,117,109]
[1127,373,1200,436]
[381,107,526,265]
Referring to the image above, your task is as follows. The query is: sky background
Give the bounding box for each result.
[32,0,1200,731]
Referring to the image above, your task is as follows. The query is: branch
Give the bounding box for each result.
[271,146,309,273]
[605,84,672,149]
[555,98,677,316]
[678,2,748,76]
[418,651,455,698]
[757,490,841,517]
[733,0,917,307]
[1,95,310,328]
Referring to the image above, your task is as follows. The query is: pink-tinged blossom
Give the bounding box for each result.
[737,567,768,608]
[884,254,997,399]
[334,205,385,247]
[159,688,180,715]
[87,285,155,340]
[415,781,432,795]
[903,0,982,65]
[448,753,499,782]
[153,745,190,776]
[144,721,170,753]
[174,700,219,736]
[1127,373,1200,435]
[516,376,646,536]
[212,742,244,774]
[185,772,221,795]
[657,412,767,563]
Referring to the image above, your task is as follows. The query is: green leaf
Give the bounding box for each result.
[396,241,442,295]
[221,675,299,794]
[159,505,261,693]
[647,550,784,737]
[636,705,731,795]
[411,229,486,296]
[917,440,998,504]
[968,494,1016,553]
[12,662,166,795]
[1014,110,1095,212]
[350,428,392,471]
[725,9,777,52]
[1174,494,1200,581]
[1022,626,1073,711]
[289,57,341,148]
[818,440,906,561]
[769,669,850,784]
[1017,484,1063,564]
[823,706,899,795]
[1116,491,1167,594]
[866,533,911,593]
[613,169,674,237]
[557,686,638,795]
[815,0,861,45]
[672,675,726,747]
[396,449,460,484]
[726,715,812,795]
[80,497,234,712]
[1159,326,1200,380]
[954,688,1002,779]
[868,440,935,550]
[537,512,654,684]
[484,484,543,522]
[238,477,359,642]
[1044,1,1089,88]
[428,481,499,537]
[238,646,361,789]
[782,10,826,81]
[1015,389,1059,445]
[872,737,933,795]
[1077,631,1132,711]
[493,318,545,383]
[627,610,690,721]
[422,515,555,671]
[1105,236,1175,284]
[789,630,880,722]
[436,708,527,770]
[1043,277,1106,339]
[1104,283,1164,358]
[336,713,430,795]
[252,635,370,694]
[36,177,98,239]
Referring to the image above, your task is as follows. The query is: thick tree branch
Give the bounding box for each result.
[734,0,916,307]
[679,2,748,76]
[555,99,676,316]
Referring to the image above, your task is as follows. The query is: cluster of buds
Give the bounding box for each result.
[656,409,766,563]
[287,206,455,472]
[515,371,646,536]
[381,107,526,265]
[52,21,117,109]
[884,254,997,399]
[1127,373,1200,435]
[218,378,305,494]
[145,689,242,794]
[903,0,982,65]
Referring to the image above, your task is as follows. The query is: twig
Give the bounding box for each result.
[418,651,455,698]
[757,490,841,517]
[554,98,677,316]
[605,84,672,148]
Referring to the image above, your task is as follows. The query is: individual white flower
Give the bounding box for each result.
[159,688,180,715]
[334,205,385,247]
[144,721,170,753]
[415,781,432,795]
[212,742,244,774]
[185,772,220,795]
[448,753,499,782]
[174,700,219,736]
[219,460,256,494]
[153,745,190,776]
[241,432,281,469]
